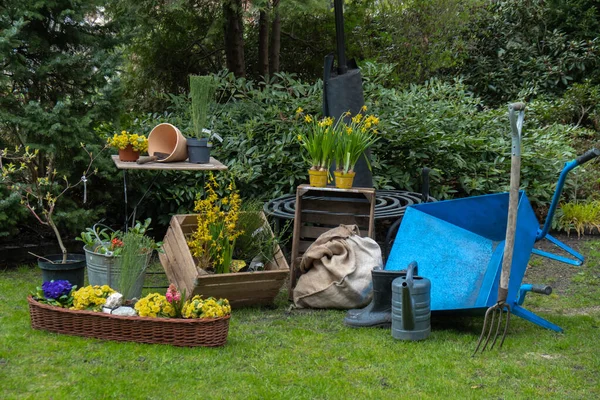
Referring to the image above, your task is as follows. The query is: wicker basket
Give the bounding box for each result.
[27,296,229,347]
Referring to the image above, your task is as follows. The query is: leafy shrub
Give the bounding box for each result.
[362,66,578,204]
[456,0,600,106]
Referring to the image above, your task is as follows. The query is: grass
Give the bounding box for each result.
[1,238,600,399]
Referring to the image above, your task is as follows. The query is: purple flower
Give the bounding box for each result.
[42,280,73,300]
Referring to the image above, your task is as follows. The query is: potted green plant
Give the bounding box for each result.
[333,107,380,188]
[77,219,161,299]
[295,108,338,187]
[188,75,217,164]
[0,144,103,287]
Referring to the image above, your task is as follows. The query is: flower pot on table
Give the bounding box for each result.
[308,169,327,187]
[38,254,86,288]
[118,145,140,162]
[187,138,212,164]
[158,213,289,308]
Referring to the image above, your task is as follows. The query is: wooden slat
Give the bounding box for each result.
[169,216,197,272]
[302,198,370,215]
[195,269,288,285]
[194,284,281,301]
[300,212,371,229]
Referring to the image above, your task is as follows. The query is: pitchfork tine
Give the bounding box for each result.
[481,306,499,352]
[489,306,505,350]
[472,306,494,356]
[498,305,511,349]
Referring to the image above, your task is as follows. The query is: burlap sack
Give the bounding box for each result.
[293,224,382,309]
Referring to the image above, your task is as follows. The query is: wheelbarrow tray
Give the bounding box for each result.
[386,191,538,312]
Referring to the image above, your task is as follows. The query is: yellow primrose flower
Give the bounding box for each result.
[361,105,367,112]
[296,107,304,114]
[304,115,313,123]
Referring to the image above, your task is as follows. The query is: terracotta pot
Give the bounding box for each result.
[308,169,327,187]
[148,123,188,162]
[118,145,140,162]
[334,171,355,189]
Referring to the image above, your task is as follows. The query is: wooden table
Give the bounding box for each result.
[111,155,228,229]
[111,155,227,171]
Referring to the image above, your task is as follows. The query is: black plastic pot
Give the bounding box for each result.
[187,137,212,164]
[38,253,86,288]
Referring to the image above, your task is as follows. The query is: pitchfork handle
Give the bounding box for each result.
[576,148,600,166]
[509,102,526,111]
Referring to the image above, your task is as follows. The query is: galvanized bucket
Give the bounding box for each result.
[83,245,149,299]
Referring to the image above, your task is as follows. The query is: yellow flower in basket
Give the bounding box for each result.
[135,293,176,318]
[71,285,115,311]
[182,295,231,319]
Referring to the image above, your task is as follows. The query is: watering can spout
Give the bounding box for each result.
[400,261,418,330]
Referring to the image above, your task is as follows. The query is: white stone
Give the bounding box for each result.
[110,306,138,317]
[105,292,123,308]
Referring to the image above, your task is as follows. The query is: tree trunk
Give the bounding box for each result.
[223,0,246,77]
[269,0,281,75]
[258,9,270,79]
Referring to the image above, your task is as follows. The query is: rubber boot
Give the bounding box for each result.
[343,269,408,328]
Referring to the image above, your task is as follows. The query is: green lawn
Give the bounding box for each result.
[1,239,599,399]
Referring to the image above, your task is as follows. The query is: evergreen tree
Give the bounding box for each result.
[0,0,121,237]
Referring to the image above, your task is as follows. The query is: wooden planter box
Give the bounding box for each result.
[159,213,289,307]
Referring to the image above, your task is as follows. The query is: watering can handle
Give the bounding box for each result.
[92,223,116,244]
[405,261,418,285]
[576,148,600,166]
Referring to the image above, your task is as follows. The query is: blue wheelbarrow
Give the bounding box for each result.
[386,105,600,334]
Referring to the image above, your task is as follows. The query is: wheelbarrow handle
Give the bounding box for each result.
[576,148,600,166]
[537,147,600,241]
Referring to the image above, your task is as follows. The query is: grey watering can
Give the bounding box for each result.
[391,261,431,341]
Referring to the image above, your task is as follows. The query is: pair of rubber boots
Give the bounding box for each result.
[343,268,411,328]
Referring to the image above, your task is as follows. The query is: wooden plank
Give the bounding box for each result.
[169,216,197,272]
[289,186,304,298]
[165,224,199,294]
[297,184,375,196]
[299,225,335,240]
[301,212,371,229]
[112,155,227,171]
[194,282,282,299]
[195,269,288,285]
[160,229,195,295]
[301,199,370,216]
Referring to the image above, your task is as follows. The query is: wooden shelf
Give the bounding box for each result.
[111,155,227,171]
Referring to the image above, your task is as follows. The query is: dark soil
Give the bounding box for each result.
[525,232,592,295]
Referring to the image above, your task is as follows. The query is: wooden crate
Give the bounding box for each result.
[289,185,376,298]
[159,213,289,307]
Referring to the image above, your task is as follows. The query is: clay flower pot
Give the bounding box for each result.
[118,145,140,162]
[148,123,188,162]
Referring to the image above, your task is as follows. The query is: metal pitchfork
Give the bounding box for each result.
[473,102,525,355]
